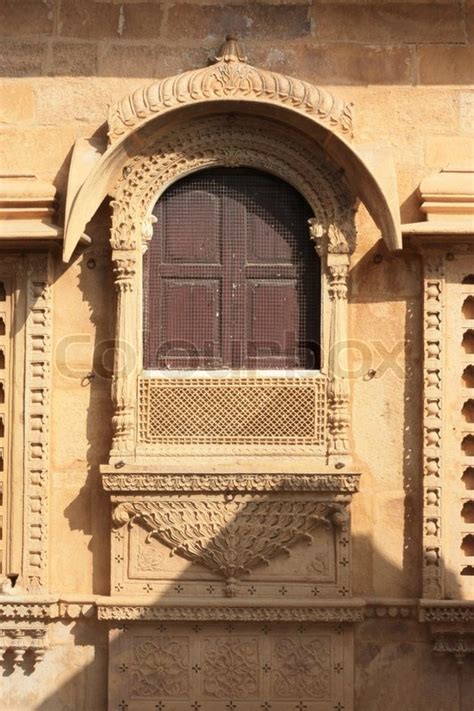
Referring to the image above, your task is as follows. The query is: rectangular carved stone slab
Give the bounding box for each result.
[108,621,353,711]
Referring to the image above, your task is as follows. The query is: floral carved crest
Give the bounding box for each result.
[107,36,353,144]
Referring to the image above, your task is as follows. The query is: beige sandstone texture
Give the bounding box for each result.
[0,2,473,710]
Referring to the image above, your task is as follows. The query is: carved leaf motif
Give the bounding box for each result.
[271,637,331,698]
[108,56,353,142]
[129,637,189,697]
[202,637,259,698]
[114,500,341,593]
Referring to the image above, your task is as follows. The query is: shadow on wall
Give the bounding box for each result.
[7,528,469,711]
[61,203,115,597]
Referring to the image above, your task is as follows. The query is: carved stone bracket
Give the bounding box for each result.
[112,498,348,598]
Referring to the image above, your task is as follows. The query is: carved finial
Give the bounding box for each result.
[213,35,248,64]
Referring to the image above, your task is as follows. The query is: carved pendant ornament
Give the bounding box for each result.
[113,499,347,596]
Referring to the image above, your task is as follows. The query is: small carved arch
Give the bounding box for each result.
[110,114,357,256]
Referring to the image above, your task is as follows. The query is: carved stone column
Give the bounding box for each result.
[327,255,351,463]
[110,250,137,457]
[309,218,355,466]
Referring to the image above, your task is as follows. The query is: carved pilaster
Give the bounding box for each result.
[327,258,351,463]
[309,218,354,465]
[421,252,445,599]
[23,255,52,592]
[110,250,137,457]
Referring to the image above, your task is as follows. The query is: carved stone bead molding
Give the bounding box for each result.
[23,254,52,592]
[112,499,348,597]
[111,114,355,254]
[107,36,353,144]
[97,603,364,622]
[421,252,445,600]
[102,472,361,493]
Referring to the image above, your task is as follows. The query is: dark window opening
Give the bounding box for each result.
[144,168,321,370]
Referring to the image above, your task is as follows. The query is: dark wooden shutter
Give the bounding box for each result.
[144,168,320,370]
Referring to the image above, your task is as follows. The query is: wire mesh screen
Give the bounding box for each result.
[144,168,320,370]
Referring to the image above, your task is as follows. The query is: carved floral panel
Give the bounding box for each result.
[111,494,350,600]
[109,621,352,711]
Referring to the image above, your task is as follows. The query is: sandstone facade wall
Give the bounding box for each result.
[1,1,473,709]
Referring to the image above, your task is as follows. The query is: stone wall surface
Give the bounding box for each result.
[0,1,473,709]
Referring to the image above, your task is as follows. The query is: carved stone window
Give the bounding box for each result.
[60,37,402,463]
[143,167,320,371]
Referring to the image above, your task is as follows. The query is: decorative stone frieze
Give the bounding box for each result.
[109,487,353,601]
[107,619,354,711]
[101,472,360,493]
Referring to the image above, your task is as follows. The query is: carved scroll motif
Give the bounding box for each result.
[107,38,353,143]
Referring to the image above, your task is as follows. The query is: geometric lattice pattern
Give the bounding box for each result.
[138,376,326,448]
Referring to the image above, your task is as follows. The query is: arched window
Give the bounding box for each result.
[143,167,320,370]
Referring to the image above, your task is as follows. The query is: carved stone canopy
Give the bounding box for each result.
[63,36,402,261]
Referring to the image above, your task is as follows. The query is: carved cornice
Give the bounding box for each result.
[102,472,361,493]
[418,605,474,623]
[107,37,353,144]
[97,604,364,623]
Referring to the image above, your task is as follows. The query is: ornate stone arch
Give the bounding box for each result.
[63,36,401,262]
[110,114,356,255]
[64,37,401,464]
[107,109,357,463]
